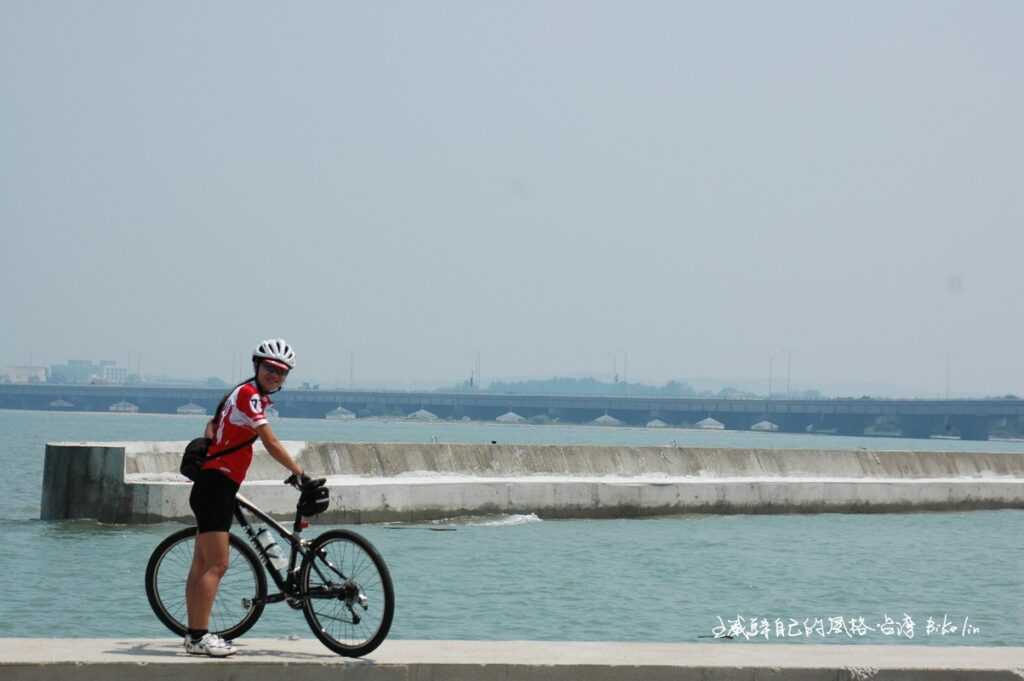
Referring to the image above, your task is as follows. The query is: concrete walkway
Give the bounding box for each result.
[2,639,1023,680]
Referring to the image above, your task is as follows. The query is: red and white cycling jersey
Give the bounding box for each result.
[202,380,272,484]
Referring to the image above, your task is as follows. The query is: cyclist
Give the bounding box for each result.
[184,338,310,657]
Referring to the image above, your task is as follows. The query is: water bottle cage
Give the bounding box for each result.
[253,528,289,572]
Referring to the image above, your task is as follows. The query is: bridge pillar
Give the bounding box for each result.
[674,411,701,427]
[836,415,868,437]
[954,416,990,441]
[775,414,812,434]
[900,416,937,440]
[716,414,747,431]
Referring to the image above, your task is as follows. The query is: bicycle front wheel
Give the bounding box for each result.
[300,529,395,657]
[145,526,267,640]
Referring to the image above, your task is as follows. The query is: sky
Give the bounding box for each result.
[2,1,1022,397]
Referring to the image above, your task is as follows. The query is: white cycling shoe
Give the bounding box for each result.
[184,632,237,657]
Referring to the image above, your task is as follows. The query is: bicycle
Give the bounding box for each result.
[144,477,395,657]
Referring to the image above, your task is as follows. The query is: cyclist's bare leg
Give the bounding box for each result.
[186,531,230,630]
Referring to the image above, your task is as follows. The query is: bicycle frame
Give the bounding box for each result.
[232,492,343,607]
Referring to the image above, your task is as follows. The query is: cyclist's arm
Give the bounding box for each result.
[256,423,304,477]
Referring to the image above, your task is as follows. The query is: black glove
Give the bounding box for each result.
[284,472,308,488]
[285,472,325,491]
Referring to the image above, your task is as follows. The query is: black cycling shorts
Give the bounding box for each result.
[189,469,240,534]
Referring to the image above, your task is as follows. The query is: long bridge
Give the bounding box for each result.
[2,383,1023,440]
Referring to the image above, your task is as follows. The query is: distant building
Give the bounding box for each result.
[50,360,98,384]
[1,366,48,383]
[102,366,128,384]
[49,359,126,384]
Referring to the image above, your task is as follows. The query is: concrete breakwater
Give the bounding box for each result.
[40,441,1024,523]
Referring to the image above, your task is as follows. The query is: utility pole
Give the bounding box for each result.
[944,354,950,400]
[624,351,629,397]
[786,351,792,397]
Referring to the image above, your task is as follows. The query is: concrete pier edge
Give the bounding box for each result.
[2,639,1023,681]
[40,441,1024,523]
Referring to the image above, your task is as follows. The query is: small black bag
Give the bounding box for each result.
[180,437,212,481]
[298,485,330,516]
[180,436,257,481]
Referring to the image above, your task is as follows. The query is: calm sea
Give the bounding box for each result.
[0,409,1021,645]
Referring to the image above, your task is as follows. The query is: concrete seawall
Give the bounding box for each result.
[3,639,1024,681]
[40,442,1024,523]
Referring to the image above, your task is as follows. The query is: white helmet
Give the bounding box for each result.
[252,338,296,370]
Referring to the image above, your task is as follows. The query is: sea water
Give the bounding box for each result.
[0,409,1021,645]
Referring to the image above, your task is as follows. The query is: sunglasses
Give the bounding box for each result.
[262,364,290,377]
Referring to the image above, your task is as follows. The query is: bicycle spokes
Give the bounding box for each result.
[299,530,394,656]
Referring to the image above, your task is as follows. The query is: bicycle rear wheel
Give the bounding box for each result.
[300,529,394,657]
[145,526,267,639]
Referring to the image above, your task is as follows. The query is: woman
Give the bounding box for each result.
[184,338,306,657]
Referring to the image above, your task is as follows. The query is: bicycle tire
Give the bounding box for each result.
[145,526,267,639]
[299,529,395,657]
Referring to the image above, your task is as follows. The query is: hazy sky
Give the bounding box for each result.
[2,1,1021,396]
